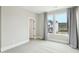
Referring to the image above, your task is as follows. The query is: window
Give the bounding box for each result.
[47,15,53,33]
[48,10,68,34]
[47,10,68,44]
[55,11,68,34]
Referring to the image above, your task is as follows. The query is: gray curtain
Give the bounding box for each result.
[43,12,48,40]
[0,6,1,52]
[67,7,78,48]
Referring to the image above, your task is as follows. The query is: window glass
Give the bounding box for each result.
[55,11,67,33]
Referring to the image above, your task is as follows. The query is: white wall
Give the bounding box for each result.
[1,6,37,51]
[36,13,44,39]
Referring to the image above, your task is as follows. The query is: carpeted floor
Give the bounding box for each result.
[3,39,79,53]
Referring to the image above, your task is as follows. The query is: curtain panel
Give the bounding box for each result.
[43,12,48,40]
[67,7,78,48]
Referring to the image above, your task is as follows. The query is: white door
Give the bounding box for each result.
[29,17,36,39]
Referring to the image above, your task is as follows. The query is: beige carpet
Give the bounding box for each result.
[3,39,79,53]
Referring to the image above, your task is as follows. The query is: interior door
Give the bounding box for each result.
[29,17,36,39]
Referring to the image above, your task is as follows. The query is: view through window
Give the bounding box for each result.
[48,11,68,34]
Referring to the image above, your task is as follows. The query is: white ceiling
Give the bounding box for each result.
[21,6,72,14]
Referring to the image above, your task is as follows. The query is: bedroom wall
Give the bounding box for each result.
[1,6,37,51]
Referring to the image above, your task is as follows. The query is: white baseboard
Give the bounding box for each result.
[1,40,29,52]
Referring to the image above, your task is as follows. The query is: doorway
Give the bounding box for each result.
[29,17,36,40]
